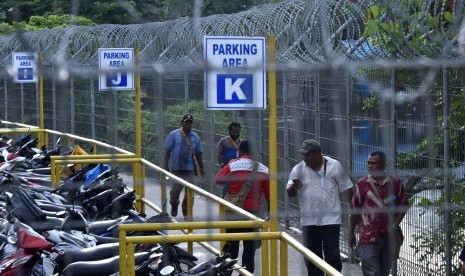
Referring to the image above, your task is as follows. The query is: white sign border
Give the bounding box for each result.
[98,48,135,91]
[204,36,267,110]
[12,52,38,83]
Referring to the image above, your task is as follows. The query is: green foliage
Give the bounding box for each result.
[28,14,96,29]
[363,0,457,54]
[117,91,157,160]
[0,14,96,35]
[361,96,378,110]
[1,0,281,25]
[410,185,465,275]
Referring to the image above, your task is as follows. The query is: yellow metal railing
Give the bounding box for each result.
[118,222,343,276]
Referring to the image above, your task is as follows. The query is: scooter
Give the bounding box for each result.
[0,218,54,276]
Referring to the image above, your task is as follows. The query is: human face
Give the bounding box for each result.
[182,120,193,133]
[367,154,385,177]
[229,126,241,141]
[302,150,322,168]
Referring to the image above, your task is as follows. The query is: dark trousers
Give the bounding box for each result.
[302,224,342,276]
[226,227,259,274]
[169,170,195,215]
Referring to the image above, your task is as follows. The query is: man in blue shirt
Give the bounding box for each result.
[216,122,242,197]
[163,114,204,218]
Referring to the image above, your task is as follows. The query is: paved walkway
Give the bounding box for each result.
[126,173,362,275]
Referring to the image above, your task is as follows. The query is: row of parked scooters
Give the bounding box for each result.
[0,131,238,275]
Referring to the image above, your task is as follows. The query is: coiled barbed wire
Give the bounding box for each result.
[0,0,464,70]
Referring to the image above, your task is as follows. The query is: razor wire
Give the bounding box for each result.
[0,0,464,71]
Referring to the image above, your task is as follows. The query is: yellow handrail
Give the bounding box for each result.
[118,223,343,276]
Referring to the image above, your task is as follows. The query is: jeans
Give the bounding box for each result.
[221,183,230,198]
[169,170,195,215]
[226,227,259,273]
[359,234,393,276]
[302,224,342,276]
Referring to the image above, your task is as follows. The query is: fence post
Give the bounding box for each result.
[283,70,290,230]
[70,77,75,134]
[443,67,452,276]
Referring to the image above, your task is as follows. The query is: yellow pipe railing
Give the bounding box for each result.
[50,153,135,184]
[118,222,343,276]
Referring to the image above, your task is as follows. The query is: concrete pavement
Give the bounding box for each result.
[132,173,362,275]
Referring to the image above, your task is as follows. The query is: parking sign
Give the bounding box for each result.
[204,36,266,110]
[12,52,38,83]
[99,48,134,91]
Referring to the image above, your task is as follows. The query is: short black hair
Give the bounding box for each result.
[370,151,387,165]
[228,122,241,132]
[238,140,252,155]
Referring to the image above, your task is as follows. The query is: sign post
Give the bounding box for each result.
[98,48,134,91]
[204,36,266,110]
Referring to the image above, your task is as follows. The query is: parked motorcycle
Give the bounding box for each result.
[159,243,238,276]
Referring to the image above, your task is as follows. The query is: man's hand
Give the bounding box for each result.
[286,183,299,197]
[348,231,357,250]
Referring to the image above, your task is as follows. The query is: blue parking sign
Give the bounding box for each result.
[217,74,253,104]
[204,36,266,110]
[99,48,134,91]
[17,68,34,80]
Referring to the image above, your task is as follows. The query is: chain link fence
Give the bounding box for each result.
[1,0,465,274]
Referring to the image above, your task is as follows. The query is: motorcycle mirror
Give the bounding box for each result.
[159,266,175,276]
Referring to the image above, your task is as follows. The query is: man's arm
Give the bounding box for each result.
[215,164,230,184]
[348,186,360,249]
[348,213,361,249]
[217,140,224,166]
[344,187,354,203]
[196,154,205,176]
[164,150,171,171]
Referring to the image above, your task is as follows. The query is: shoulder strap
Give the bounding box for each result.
[236,161,259,197]
[228,137,240,150]
[179,128,201,176]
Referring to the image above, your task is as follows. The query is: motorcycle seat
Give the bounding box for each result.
[55,242,120,269]
[62,251,148,276]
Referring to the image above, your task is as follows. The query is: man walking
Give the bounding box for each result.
[216,140,270,274]
[286,139,353,276]
[217,122,242,197]
[163,113,204,219]
[349,151,409,276]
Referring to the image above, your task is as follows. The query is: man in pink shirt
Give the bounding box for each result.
[349,151,409,276]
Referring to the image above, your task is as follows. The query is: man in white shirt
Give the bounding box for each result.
[286,139,353,276]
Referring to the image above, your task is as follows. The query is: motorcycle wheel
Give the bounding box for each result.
[178,257,196,271]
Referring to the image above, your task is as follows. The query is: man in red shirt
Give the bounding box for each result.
[349,151,409,276]
[216,140,270,274]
